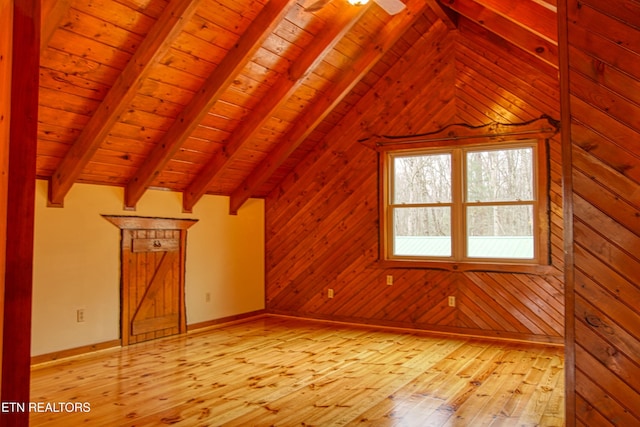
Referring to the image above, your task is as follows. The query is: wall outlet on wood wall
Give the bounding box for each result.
[328,289,334,299]
[386,275,393,285]
[448,296,456,307]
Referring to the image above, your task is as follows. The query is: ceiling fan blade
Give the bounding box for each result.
[374,0,405,15]
[303,0,331,11]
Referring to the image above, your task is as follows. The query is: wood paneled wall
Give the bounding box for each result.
[562,0,640,424]
[265,14,564,344]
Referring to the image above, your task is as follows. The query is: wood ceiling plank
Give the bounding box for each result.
[573,0,640,28]
[48,0,204,206]
[182,4,367,212]
[40,48,121,85]
[75,0,158,31]
[228,0,430,214]
[442,0,558,68]
[40,0,71,53]
[124,0,298,208]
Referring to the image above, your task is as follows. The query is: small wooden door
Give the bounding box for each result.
[124,229,182,344]
[104,216,197,345]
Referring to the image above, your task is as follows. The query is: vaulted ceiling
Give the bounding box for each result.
[37,0,558,213]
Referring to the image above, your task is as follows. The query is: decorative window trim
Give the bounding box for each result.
[361,116,559,274]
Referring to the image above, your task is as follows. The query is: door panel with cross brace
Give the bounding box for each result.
[125,229,181,343]
[104,216,197,345]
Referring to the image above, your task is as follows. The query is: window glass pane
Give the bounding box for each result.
[466,148,533,202]
[393,153,451,204]
[393,207,451,256]
[466,205,534,259]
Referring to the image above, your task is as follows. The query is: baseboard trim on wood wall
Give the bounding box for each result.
[31,339,122,366]
[187,309,267,333]
[267,311,565,346]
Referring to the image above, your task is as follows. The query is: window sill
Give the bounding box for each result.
[378,259,560,275]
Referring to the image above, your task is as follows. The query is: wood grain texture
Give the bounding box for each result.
[104,216,195,346]
[562,0,640,424]
[2,0,40,424]
[265,16,564,345]
[29,316,564,425]
[0,0,12,393]
[125,0,298,208]
[228,0,430,214]
[48,0,203,205]
[35,0,427,207]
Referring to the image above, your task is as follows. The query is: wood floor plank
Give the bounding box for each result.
[29,316,564,426]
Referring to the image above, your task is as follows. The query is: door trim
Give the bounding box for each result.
[104,215,197,345]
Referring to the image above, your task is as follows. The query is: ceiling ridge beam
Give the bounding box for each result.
[182,4,368,212]
[124,0,298,209]
[47,0,203,206]
[442,0,558,68]
[228,0,430,215]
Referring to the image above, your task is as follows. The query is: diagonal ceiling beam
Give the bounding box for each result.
[182,4,368,212]
[40,0,71,53]
[426,0,457,29]
[467,0,557,42]
[440,0,558,67]
[124,0,298,209]
[48,0,203,206]
[228,0,430,215]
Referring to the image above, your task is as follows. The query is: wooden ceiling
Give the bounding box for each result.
[37,0,557,213]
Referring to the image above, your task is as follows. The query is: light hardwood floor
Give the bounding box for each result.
[30,316,564,426]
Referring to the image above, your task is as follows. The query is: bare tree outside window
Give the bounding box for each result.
[392,153,452,256]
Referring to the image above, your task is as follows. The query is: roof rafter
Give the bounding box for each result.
[228,0,430,214]
[426,0,458,29]
[182,4,368,212]
[469,0,557,42]
[441,0,558,67]
[48,0,203,206]
[124,0,299,209]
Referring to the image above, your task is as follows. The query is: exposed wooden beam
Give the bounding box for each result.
[182,4,367,212]
[2,0,39,421]
[427,0,458,29]
[124,0,298,209]
[228,0,429,214]
[48,0,202,206]
[0,0,11,394]
[470,0,557,42]
[557,0,575,423]
[40,0,70,53]
[441,0,558,67]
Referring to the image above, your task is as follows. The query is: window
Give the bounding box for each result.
[383,140,549,268]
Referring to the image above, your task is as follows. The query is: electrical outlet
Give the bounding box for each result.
[205,292,211,302]
[76,309,85,323]
[328,289,334,298]
[386,275,393,285]
[448,296,456,307]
